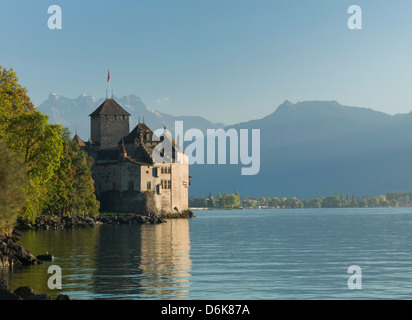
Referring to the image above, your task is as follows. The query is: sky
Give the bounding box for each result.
[1,0,412,125]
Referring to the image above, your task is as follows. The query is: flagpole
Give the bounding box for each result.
[107,68,111,100]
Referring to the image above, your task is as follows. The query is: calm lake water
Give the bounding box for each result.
[3,208,412,300]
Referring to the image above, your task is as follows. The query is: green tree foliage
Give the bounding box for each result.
[0,66,99,224]
[189,190,412,210]
[0,141,28,235]
[0,66,35,123]
[0,66,63,222]
[243,199,257,208]
[1,110,63,222]
[322,195,341,208]
[225,194,240,208]
[44,132,99,217]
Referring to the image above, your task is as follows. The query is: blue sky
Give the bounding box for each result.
[1,0,412,124]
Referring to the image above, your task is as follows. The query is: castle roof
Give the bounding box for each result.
[72,134,86,147]
[89,99,131,117]
[122,123,154,144]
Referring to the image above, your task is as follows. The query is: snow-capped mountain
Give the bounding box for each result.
[38,93,224,140]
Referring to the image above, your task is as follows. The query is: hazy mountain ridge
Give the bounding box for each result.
[38,95,412,198]
[38,93,224,140]
[190,100,412,198]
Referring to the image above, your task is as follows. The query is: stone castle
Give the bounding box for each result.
[73,98,190,216]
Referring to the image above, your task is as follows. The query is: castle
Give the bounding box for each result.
[73,98,190,216]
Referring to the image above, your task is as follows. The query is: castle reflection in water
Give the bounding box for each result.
[2,220,192,300]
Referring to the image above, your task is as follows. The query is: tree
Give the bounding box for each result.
[207,197,215,208]
[2,111,63,222]
[323,195,341,208]
[45,133,99,217]
[258,197,267,206]
[243,199,257,208]
[0,141,28,235]
[269,197,281,208]
[340,193,345,207]
[280,197,287,208]
[351,194,358,207]
[0,66,35,126]
[225,194,240,208]
[285,197,299,208]
[378,195,389,207]
[0,66,63,222]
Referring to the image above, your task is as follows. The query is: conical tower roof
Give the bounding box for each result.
[72,134,86,147]
[89,99,131,117]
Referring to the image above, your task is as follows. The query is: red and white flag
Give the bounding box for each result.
[107,68,111,83]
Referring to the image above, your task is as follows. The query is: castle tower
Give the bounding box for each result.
[89,98,131,149]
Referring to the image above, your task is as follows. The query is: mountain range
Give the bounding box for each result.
[38,95,412,198]
[38,93,224,140]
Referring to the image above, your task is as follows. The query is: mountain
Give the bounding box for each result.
[39,95,412,198]
[38,93,224,140]
[189,100,412,198]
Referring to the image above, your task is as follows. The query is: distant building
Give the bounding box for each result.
[73,98,190,216]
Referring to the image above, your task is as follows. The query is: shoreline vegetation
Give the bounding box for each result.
[0,66,100,238]
[190,191,412,210]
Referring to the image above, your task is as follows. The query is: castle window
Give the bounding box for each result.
[161,167,171,174]
[128,181,134,191]
[156,184,161,195]
[152,167,158,177]
[161,180,171,190]
[147,182,151,190]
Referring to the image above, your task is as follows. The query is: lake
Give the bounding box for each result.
[2,208,412,300]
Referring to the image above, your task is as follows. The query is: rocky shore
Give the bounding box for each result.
[0,279,70,300]
[15,213,168,230]
[2,212,195,266]
[0,230,40,268]
[14,211,195,230]
[159,210,196,219]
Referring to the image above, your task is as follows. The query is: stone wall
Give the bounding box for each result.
[171,160,189,213]
[94,162,141,195]
[90,115,101,145]
[97,188,188,216]
[98,190,149,214]
[91,115,130,149]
